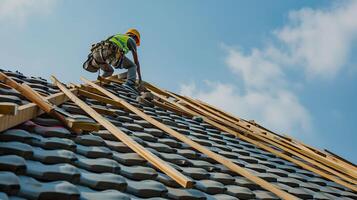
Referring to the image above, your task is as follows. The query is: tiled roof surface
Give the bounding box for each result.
[0,69,356,200]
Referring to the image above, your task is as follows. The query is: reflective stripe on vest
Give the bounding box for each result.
[109,34,130,54]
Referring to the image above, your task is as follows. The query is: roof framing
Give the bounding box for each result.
[51,76,194,188]
[81,77,299,200]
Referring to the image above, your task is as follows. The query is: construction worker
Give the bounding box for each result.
[83,28,142,89]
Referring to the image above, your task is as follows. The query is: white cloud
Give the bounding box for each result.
[275,1,357,78]
[0,0,57,25]
[224,46,286,90]
[180,1,357,140]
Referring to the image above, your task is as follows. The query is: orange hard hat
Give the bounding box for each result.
[126,28,141,46]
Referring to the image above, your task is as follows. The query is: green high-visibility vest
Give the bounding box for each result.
[109,34,130,54]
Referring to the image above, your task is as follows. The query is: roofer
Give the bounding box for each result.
[83,28,142,90]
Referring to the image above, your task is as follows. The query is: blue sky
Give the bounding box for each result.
[0,0,356,163]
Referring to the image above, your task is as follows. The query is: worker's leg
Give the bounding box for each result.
[121,56,137,86]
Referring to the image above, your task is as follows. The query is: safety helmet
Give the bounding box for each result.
[126,28,141,46]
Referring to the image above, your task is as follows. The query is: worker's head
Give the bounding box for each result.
[126,28,141,46]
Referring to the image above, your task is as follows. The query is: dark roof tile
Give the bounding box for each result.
[32,136,76,151]
[176,149,198,159]
[76,145,112,158]
[195,180,226,195]
[0,95,22,104]
[132,132,157,142]
[0,130,33,144]
[0,171,20,195]
[75,157,120,173]
[234,176,261,190]
[287,187,314,199]
[120,165,158,181]
[18,176,80,200]
[209,173,235,185]
[225,185,255,199]
[126,180,168,198]
[208,194,238,200]
[0,155,26,174]
[145,141,176,153]
[166,187,206,200]
[253,190,279,200]
[79,171,127,191]
[181,167,210,180]
[143,128,164,137]
[74,135,105,146]
[0,192,9,200]
[155,172,181,188]
[77,186,130,200]
[157,138,181,148]
[33,125,72,138]
[0,142,33,159]
[32,147,77,164]
[112,152,146,166]
[26,160,80,182]
[157,152,192,166]
[104,140,132,153]
[276,177,300,188]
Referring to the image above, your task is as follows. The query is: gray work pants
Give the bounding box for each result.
[120,56,137,86]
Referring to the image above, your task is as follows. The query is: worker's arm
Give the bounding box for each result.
[132,50,142,83]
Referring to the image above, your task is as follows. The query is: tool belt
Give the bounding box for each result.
[83,40,126,73]
[90,41,124,68]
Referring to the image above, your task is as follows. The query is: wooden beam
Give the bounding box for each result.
[149,89,357,191]
[82,77,298,200]
[0,102,18,115]
[51,76,193,188]
[0,88,77,132]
